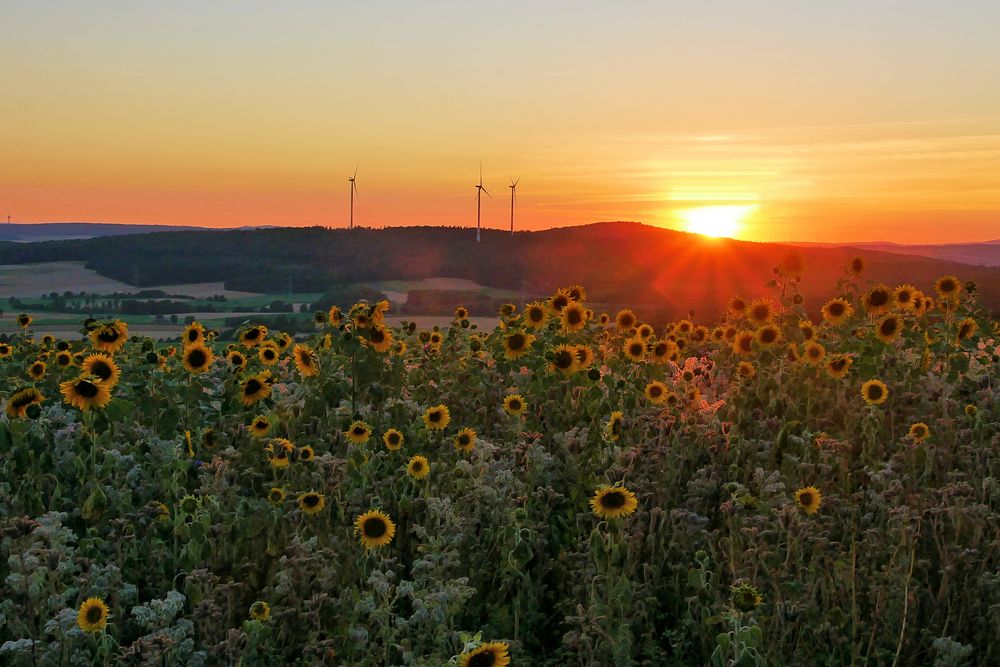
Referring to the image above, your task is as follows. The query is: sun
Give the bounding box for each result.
[679,205,757,239]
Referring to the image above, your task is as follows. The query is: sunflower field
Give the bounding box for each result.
[1,262,999,666]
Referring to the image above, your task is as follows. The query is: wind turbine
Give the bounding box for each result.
[348,166,359,230]
[508,177,519,236]
[474,164,491,242]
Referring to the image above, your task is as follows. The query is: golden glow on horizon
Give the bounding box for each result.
[679,205,757,239]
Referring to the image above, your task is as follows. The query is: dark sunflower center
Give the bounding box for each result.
[808,348,821,358]
[232,355,245,366]
[187,349,207,367]
[761,329,776,343]
[467,652,496,667]
[567,309,582,325]
[831,359,846,371]
[867,385,883,400]
[411,461,423,471]
[298,353,313,367]
[371,329,385,343]
[352,426,366,436]
[649,385,663,397]
[303,494,319,507]
[77,381,99,398]
[458,434,471,445]
[388,433,400,444]
[799,493,814,506]
[870,291,889,306]
[941,280,955,292]
[554,350,573,369]
[98,329,120,343]
[32,363,44,374]
[653,343,668,356]
[509,399,521,410]
[898,291,911,303]
[611,419,622,436]
[914,426,926,437]
[90,361,111,379]
[58,354,71,365]
[508,334,526,350]
[264,349,275,359]
[629,343,643,356]
[187,330,199,342]
[245,379,262,394]
[620,315,634,328]
[363,518,386,537]
[601,491,626,509]
[880,320,897,336]
[733,300,745,311]
[829,303,845,316]
[552,296,568,311]
[429,411,441,423]
[245,329,260,340]
[739,337,752,352]
[85,605,103,624]
[752,305,769,320]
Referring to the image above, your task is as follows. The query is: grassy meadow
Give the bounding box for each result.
[1,257,998,666]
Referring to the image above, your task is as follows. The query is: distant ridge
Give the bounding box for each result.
[2,221,998,318]
[0,222,269,243]
[789,239,1000,267]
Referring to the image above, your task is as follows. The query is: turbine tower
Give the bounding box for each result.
[348,166,359,230]
[508,177,519,235]
[475,164,491,242]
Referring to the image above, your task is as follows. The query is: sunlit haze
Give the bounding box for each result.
[2,2,999,242]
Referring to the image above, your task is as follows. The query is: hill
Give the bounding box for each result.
[0,222,221,243]
[2,222,998,320]
[791,239,1000,267]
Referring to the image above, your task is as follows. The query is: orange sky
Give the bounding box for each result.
[2,3,999,242]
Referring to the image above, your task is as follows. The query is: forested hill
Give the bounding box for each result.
[2,222,998,317]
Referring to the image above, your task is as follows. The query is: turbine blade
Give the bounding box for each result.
[353,164,359,179]
[484,188,493,199]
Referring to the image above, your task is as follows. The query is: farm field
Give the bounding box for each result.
[1,261,998,666]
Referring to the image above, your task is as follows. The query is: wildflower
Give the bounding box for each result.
[861,379,889,405]
[503,331,535,360]
[297,492,325,515]
[794,486,822,514]
[908,422,930,443]
[6,388,44,419]
[503,394,527,416]
[644,380,668,404]
[454,427,477,453]
[60,376,112,411]
[249,601,271,621]
[354,510,396,549]
[345,420,372,445]
[407,455,430,479]
[182,344,214,373]
[422,404,450,431]
[383,428,404,451]
[459,642,511,667]
[77,597,110,633]
[293,344,319,377]
[730,581,763,613]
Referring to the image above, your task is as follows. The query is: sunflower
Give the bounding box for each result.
[77,597,110,633]
[0,342,12,359]
[598,313,610,326]
[182,321,205,346]
[893,284,917,310]
[293,344,319,377]
[821,297,853,325]
[674,320,693,336]
[605,411,624,442]
[635,323,654,339]
[650,339,678,364]
[27,360,46,381]
[560,302,588,333]
[566,284,587,302]
[55,351,74,368]
[258,342,280,365]
[794,486,822,514]
[875,315,902,344]
[406,454,430,479]
[965,404,977,417]
[267,438,294,468]
[313,310,327,326]
[227,350,248,371]
[934,275,960,300]
[615,309,637,331]
[779,251,805,278]
[523,302,549,328]
[354,510,396,549]
[423,404,451,431]
[239,325,268,347]
[589,485,638,519]
[454,427,477,452]
[754,325,781,348]
[956,318,978,341]
[454,305,470,321]
[383,428,404,451]
[503,394,527,416]
[240,371,273,406]
[622,338,646,362]
[798,320,816,341]
[736,361,756,380]
[60,376,112,411]
[89,320,129,354]
[644,380,668,404]
[572,344,595,369]
[731,581,763,613]
[365,325,393,353]
[748,298,773,325]
[275,332,293,351]
[728,296,748,318]
[298,446,315,462]
[267,487,286,504]
[549,290,570,313]
[78,353,120,387]
[327,305,343,326]
[249,601,271,621]
[848,256,865,275]
[297,491,325,515]
[459,641,511,667]
[825,354,852,379]
[249,415,271,438]
[861,379,889,405]
[5,387,44,419]
[345,420,372,445]
[503,331,536,361]
[908,422,930,442]
[802,341,825,365]
[16,313,33,328]
[733,331,754,356]
[549,344,580,375]
[428,331,444,350]
[182,344,215,374]
[862,285,895,315]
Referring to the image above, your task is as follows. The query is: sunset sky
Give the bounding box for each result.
[2,1,999,242]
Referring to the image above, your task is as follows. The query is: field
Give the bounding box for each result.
[1,260,998,666]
